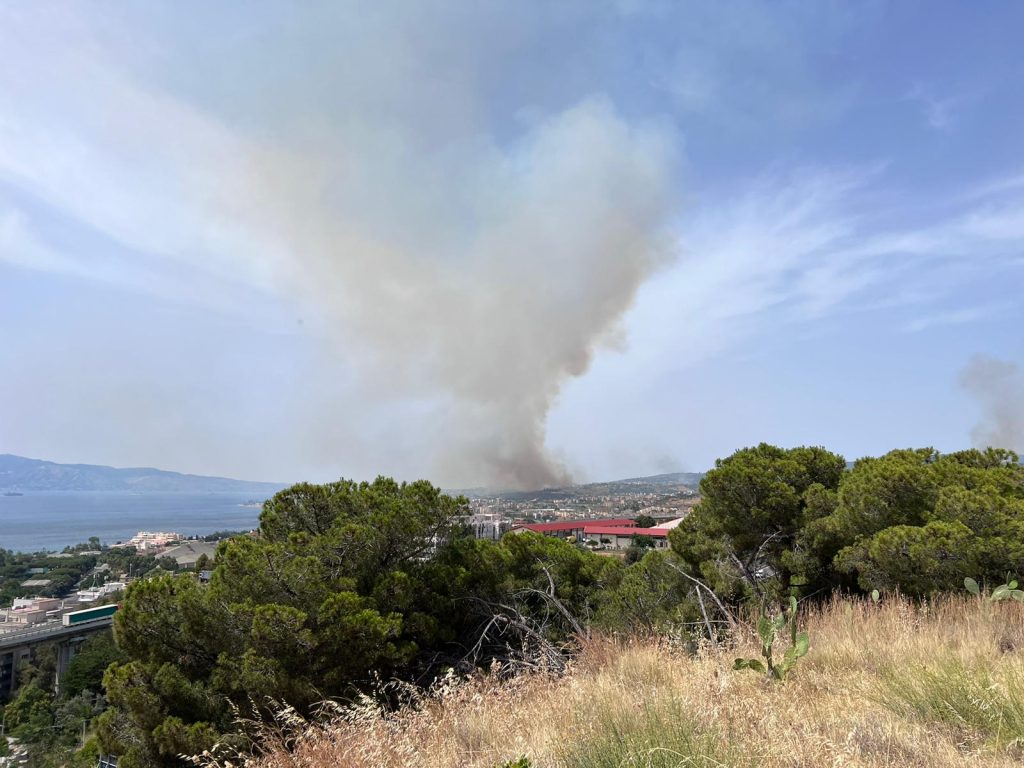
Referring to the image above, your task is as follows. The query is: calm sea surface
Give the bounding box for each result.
[0,492,268,553]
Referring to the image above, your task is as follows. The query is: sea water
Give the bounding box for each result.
[0,492,267,553]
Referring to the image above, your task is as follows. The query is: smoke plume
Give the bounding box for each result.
[0,5,682,489]
[256,99,680,489]
[959,355,1024,452]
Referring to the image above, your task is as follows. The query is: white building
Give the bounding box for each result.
[76,582,126,604]
[127,531,182,551]
[0,597,67,632]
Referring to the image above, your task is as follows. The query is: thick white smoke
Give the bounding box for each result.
[255,99,680,489]
[959,355,1024,453]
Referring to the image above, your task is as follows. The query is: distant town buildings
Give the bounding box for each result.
[76,582,126,604]
[465,513,514,541]
[126,531,182,550]
[0,597,68,632]
[468,485,696,527]
[463,482,698,550]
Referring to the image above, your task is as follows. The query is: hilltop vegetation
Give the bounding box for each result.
[671,444,1024,602]
[97,479,620,766]
[6,443,1023,767]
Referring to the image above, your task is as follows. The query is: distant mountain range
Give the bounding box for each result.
[0,454,286,494]
[0,453,702,497]
[609,471,706,487]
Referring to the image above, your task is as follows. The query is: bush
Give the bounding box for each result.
[63,631,125,698]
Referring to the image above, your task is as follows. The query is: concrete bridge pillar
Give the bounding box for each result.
[1,646,32,699]
[0,650,12,697]
[54,637,86,697]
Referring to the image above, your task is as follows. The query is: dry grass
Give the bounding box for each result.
[232,596,1024,768]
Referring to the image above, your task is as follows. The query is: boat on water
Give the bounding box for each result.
[3,491,24,496]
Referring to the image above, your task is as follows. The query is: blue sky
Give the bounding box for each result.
[1,2,1022,487]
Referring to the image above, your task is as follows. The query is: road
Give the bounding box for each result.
[0,618,113,650]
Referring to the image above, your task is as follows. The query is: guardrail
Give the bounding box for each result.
[0,617,112,649]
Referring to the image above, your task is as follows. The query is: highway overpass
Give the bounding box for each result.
[0,617,113,697]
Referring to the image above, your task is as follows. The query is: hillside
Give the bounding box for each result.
[0,454,285,493]
[457,471,704,502]
[240,596,1024,768]
[611,471,705,487]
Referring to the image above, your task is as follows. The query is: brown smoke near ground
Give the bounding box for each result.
[959,355,1024,453]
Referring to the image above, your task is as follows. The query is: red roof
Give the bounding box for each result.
[515,518,637,533]
[583,525,668,537]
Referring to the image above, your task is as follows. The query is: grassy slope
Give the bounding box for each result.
[243,597,1024,768]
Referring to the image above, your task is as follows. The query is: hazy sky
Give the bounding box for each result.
[1,2,1022,488]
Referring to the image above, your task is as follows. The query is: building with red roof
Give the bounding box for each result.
[513,518,636,537]
[512,517,682,551]
[581,524,671,550]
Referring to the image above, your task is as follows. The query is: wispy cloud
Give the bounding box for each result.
[905,83,978,131]
[623,164,1024,367]
[902,304,1008,333]
[0,208,77,274]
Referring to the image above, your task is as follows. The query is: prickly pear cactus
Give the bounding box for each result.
[734,596,810,682]
[964,576,1024,602]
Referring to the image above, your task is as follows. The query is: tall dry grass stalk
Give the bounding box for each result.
[217,596,1024,768]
